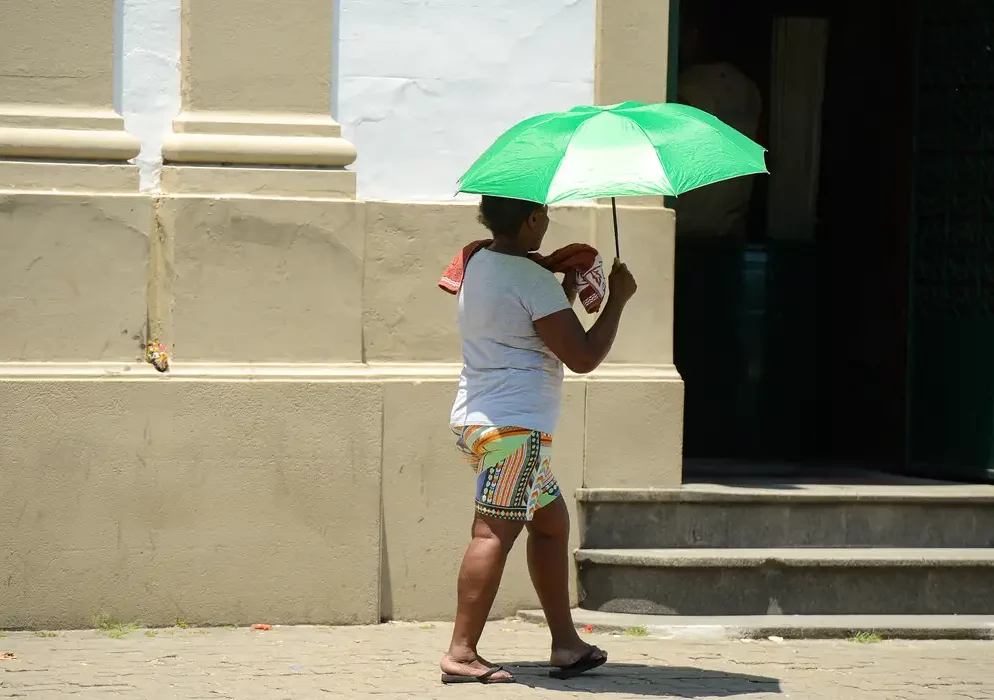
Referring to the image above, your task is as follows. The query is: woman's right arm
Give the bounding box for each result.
[534,259,637,374]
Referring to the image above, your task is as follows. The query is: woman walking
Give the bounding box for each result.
[440,195,638,684]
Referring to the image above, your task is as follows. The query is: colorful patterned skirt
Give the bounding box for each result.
[455,425,561,521]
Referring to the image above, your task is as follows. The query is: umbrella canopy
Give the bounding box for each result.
[457,101,768,205]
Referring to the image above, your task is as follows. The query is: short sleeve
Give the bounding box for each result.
[522,270,571,321]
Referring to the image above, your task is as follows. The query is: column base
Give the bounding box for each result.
[0,108,140,162]
[172,111,345,138]
[163,112,357,168]
[161,164,356,197]
[162,132,357,168]
[0,127,141,162]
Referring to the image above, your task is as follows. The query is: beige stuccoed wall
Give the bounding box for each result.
[158,197,366,362]
[1,195,680,627]
[0,194,150,361]
[364,199,681,619]
[364,202,676,365]
[1,0,680,628]
[595,0,671,105]
[0,373,383,629]
[363,199,684,494]
[379,379,586,620]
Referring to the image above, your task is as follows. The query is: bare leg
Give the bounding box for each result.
[440,513,523,680]
[526,496,607,668]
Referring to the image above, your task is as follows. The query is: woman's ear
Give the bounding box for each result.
[529,206,548,229]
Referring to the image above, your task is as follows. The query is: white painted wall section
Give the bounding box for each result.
[116,0,595,200]
[119,0,181,192]
[338,0,595,201]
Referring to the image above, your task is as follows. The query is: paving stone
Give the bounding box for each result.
[0,621,991,699]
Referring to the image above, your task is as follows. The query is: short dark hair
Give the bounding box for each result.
[477,195,543,239]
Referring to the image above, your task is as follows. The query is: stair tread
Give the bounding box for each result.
[577,547,994,567]
[578,483,994,503]
[517,609,994,639]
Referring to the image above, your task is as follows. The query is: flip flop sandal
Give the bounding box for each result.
[441,665,516,684]
[549,646,608,679]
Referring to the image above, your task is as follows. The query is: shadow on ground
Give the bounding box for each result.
[503,662,781,697]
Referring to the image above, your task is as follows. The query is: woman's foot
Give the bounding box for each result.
[440,653,515,682]
[550,639,606,667]
[549,640,608,679]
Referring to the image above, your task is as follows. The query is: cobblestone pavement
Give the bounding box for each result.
[1,620,991,699]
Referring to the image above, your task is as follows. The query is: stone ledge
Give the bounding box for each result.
[577,483,994,503]
[576,547,994,568]
[0,362,680,382]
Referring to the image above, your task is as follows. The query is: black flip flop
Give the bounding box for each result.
[441,665,516,684]
[549,646,608,679]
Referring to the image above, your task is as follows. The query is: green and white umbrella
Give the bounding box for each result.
[457,101,768,256]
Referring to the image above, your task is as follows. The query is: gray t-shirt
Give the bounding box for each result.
[450,248,572,436]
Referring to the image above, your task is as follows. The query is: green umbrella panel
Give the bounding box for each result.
[457,101,768,256]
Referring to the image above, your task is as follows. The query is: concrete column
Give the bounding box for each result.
[593,0,672,207]
[161,0,356,196]
[588,0,685,487]
[595,0,671,105]
[0,0,141,191]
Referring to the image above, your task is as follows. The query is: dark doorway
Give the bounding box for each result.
[672,0,916,478]
[905,0,994,483]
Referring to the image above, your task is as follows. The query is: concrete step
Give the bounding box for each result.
[578,485,994,548]
[517,608,994,640]
[576,548,994,616]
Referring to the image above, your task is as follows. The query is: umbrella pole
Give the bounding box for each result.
[611,196,621,259]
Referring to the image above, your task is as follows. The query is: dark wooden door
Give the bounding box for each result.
[815,1,915,468]
[907,0,994,482]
